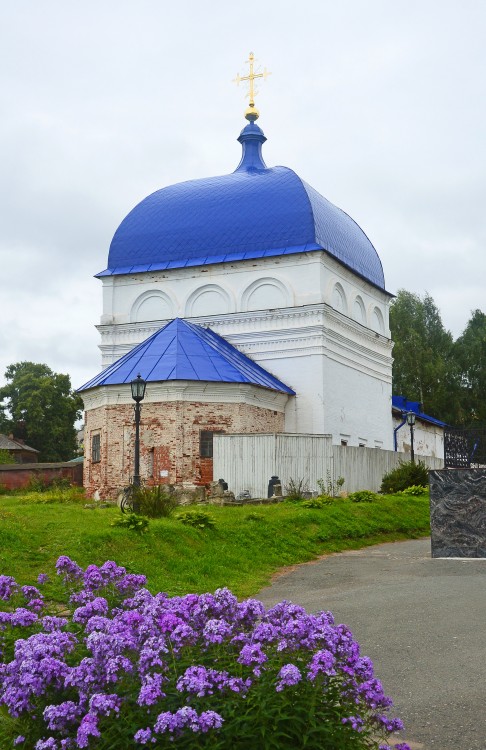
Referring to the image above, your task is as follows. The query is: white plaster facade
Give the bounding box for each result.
[96,250,394,449]
[393,414,445,459]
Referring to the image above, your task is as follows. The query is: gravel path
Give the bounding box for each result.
[257,538,486,750]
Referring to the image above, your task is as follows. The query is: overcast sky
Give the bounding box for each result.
[1,0,484,392]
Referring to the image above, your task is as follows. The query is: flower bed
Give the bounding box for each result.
[0,558,409,749]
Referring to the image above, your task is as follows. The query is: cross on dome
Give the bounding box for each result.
[233,51,271,121]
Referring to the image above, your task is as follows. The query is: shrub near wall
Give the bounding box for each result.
[0,557,410,750]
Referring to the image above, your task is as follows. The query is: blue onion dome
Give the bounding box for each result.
[98,121,385,290]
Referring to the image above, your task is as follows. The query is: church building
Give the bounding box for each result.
[79,67,394,499]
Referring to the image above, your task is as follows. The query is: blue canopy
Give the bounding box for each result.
[78,318,295,395]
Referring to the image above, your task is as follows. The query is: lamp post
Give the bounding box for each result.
[130,374,146,489]
[406,411,416,464]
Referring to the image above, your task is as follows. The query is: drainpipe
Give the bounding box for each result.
[394,414,407,452]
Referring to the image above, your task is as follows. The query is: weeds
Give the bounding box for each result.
[111,513,149,534]
[177,509,215,529]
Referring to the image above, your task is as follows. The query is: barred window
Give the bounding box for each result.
[91,433,101,463]
[200,430,223,458]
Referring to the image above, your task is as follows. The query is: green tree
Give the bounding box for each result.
[0,362,83,462]
[0,449,13,465]
[390,290,461,425]
[454,309,486,426]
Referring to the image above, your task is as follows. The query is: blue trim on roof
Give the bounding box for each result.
[392,395,447,427]
[78,318,295,395]
[97,123,386,290]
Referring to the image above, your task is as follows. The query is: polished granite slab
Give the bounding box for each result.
[429,469,486,558]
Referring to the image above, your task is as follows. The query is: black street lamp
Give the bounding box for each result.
[130,374,147,488]
[406,411,416,464]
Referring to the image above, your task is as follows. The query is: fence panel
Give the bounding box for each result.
[214,433,444,498]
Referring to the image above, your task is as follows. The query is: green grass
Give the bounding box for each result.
[0,493,430,598]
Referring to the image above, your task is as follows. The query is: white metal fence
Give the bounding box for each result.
[213,433,444,497]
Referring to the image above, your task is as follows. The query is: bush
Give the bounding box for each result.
[177,509,216,529]
[380,460,429,494]
[397,485,428,496]
[26,476,73,492]
[17,486,85,505]
[133,485,179,518]
[348,490,380,503]
[0,557,411,750]
[284,477,309,502]
[0,449,13,465]
[302,496,333,508]
[111,512,150,534]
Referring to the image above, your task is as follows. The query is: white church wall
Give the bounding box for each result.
[95,252,392,449]
[98,252,390,345]
[393,415,445,459]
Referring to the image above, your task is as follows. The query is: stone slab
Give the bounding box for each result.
[429,468,486,558]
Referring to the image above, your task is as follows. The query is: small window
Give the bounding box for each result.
[91,433,101,463]
[200,430,223,458]
[359,443,366,448]
[341,439,348,447]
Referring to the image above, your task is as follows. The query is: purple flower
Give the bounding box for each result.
[138,672,166,706]
[0,575,17,601]
[55,556,83,583]
[202,618,232,644]
[35,740,58,750]
[14,737,25,746]
[10,608,39,628]
[44,701,81,731]
[238,643,268,668]
[37,573,49,585]
[307,649,336,680]
[134,727,154,744]
[76,713,100,748]
[154,706,223,736]
[116,573,147,593]
[41,616,68,632]
[72,597,109,624]
[275,663,302,691]
[342,715,365,732]
[89,693,121,716]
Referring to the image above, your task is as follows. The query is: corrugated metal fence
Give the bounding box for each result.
[213,433,444,497]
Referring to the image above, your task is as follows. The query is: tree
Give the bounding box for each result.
[0,362,83,462]
[454,310,486,426]
[389,290,461,425]
[0,449,13,465]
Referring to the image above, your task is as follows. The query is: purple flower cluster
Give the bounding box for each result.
[0,556,410,749]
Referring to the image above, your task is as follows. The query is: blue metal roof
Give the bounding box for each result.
[78,318,295,395]
[392,396,447,427]
[97,122,385,290]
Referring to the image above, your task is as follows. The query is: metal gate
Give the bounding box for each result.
[444,427,486,468]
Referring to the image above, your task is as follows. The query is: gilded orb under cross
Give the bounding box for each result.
[233,52,271,121]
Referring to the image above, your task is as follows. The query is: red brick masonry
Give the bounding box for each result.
[84,400,283,499]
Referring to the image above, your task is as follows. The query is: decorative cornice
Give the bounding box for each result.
[81,381,290,413]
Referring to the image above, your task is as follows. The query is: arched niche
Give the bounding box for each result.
[332,283,347,314]
[372,306,385,334]
[241,277,291,312]
[130,291,174,323]
[185,284,233,317]
[353,295,366,324]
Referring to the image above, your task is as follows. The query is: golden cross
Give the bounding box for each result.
[233,52,271,119]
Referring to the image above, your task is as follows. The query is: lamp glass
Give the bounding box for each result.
[131,374,146,402]
[406,411,416,426]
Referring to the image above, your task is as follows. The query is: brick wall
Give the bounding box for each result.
[84,400,284,499]
[0,462,83,491]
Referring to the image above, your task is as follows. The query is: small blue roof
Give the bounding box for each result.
[392,396,447,427]
[78,318,295,395]
[97,121,386,290]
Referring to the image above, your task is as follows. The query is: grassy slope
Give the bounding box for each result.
[0,495,430,598]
